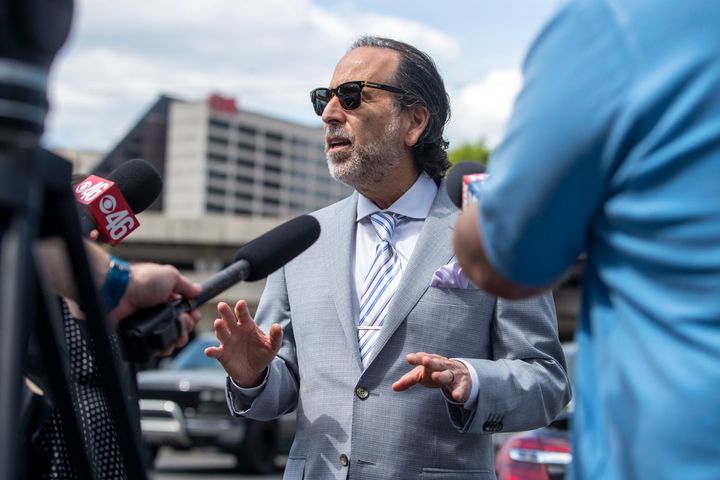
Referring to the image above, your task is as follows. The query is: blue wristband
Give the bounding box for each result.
[101,255,132,311]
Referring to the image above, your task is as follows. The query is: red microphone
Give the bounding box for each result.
[73,175,139,245]
[72,158,163,245]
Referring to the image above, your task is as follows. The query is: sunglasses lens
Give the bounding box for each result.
[336,83,362,110]
[311,88,331,116]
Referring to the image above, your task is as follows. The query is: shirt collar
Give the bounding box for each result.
[356,172,438,222]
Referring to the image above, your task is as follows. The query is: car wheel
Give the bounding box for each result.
[235,420,278,474]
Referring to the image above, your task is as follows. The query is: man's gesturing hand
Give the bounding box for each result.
[391,352,472,404]
[204,300,283,388]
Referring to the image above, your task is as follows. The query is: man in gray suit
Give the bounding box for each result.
[206,36,571,479]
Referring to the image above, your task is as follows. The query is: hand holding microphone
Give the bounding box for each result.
[118,215,321,362]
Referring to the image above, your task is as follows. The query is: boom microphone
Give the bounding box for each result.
[445,161,486,209]
[118,214,322,362]
[73,159,162,244]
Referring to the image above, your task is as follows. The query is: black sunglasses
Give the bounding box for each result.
[310,80,406,116]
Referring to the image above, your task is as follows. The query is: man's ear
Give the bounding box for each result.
[404,105,430,147]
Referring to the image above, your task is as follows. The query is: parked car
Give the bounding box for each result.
[494,343,576,480]
[136,333,295,473]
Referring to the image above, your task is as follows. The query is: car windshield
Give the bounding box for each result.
[169,337,224,371]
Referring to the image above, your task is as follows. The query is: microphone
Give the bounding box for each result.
[445,162,487,209]
[73,159,162,244]
[118,214,322,362]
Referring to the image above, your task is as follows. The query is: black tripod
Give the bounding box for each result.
[0,1,148,478]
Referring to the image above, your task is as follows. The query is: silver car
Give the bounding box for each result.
[136,333,294,473]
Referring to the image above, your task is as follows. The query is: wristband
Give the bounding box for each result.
[101,255,132,311]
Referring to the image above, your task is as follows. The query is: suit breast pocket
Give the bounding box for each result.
[408,287,495,356]
[420,285,493,307]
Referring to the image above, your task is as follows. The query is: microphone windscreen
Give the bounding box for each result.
[446,162,486,208]
[233,215,321,281]
[106,158,163,214]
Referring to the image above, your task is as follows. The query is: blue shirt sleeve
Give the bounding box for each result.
[478,0,636,286]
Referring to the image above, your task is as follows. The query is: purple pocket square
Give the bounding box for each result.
[430,261,473,289]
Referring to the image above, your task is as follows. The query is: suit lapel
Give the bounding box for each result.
[322,192,364,369]
[363,180,457,368]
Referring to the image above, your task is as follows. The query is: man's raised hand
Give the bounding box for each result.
[204,300,282,388]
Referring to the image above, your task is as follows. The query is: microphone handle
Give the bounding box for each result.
[180,259,252,312]
[119,259,251,362]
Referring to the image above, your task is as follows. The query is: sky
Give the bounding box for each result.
[44,0,563,153]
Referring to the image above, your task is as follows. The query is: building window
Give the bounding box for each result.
[266,131,283,142]
[209,118,229,129]
[208,186,225,196]
[264,163,281,174]
[237,140,254,151]
[265,146,283,157]
[209,135,229,146]
[208,152,228,164]
[238,124,256,136]
[236,157,254,168]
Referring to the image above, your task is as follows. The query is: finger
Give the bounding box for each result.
[450,386,469,403]
[158,345,174,357]
[189,309,202,323]
[391,366,424,392]
[179,313,194,337]
[421,356,449,372]
[217,302,239,331]
[213,318,231,343]
[172,272,203,298]
[234,300,255,330]
[268,323,283,353]
[204,346,222,359]
[173,318,189,349]
[405,352,431,365]
[430,369,455,387]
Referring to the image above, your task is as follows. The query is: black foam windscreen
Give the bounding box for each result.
[106,158,163,213]
[445,161,486,208]
[233,215,321,281]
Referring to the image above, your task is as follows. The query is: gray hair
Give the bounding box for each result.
[351,36,451,181]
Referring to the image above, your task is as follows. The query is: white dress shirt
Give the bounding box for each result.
[355,172,478,410]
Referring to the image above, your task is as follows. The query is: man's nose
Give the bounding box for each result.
[321,95,345,125]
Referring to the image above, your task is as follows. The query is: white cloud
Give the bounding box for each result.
[45,0,462,151]
[447,69,522,149]
[45,0,541,156]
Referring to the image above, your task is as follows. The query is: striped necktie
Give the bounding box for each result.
[358,211,405,367]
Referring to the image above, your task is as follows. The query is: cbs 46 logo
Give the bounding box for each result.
[98,194,136,241]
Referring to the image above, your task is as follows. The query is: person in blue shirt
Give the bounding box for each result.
[453,0,720,479]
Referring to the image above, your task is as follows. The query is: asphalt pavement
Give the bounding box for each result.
[151,448,283,480]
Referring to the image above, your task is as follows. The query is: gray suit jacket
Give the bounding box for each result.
[227,182,571,479]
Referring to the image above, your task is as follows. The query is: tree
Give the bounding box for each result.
[448,139,490,166]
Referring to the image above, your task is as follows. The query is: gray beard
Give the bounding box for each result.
[326,116,402,191]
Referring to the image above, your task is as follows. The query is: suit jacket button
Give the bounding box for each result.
[340,454,349,467]
[482,421,494,432]
[356,387,369,400]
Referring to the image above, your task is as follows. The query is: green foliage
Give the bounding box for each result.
[448,139,490,166]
